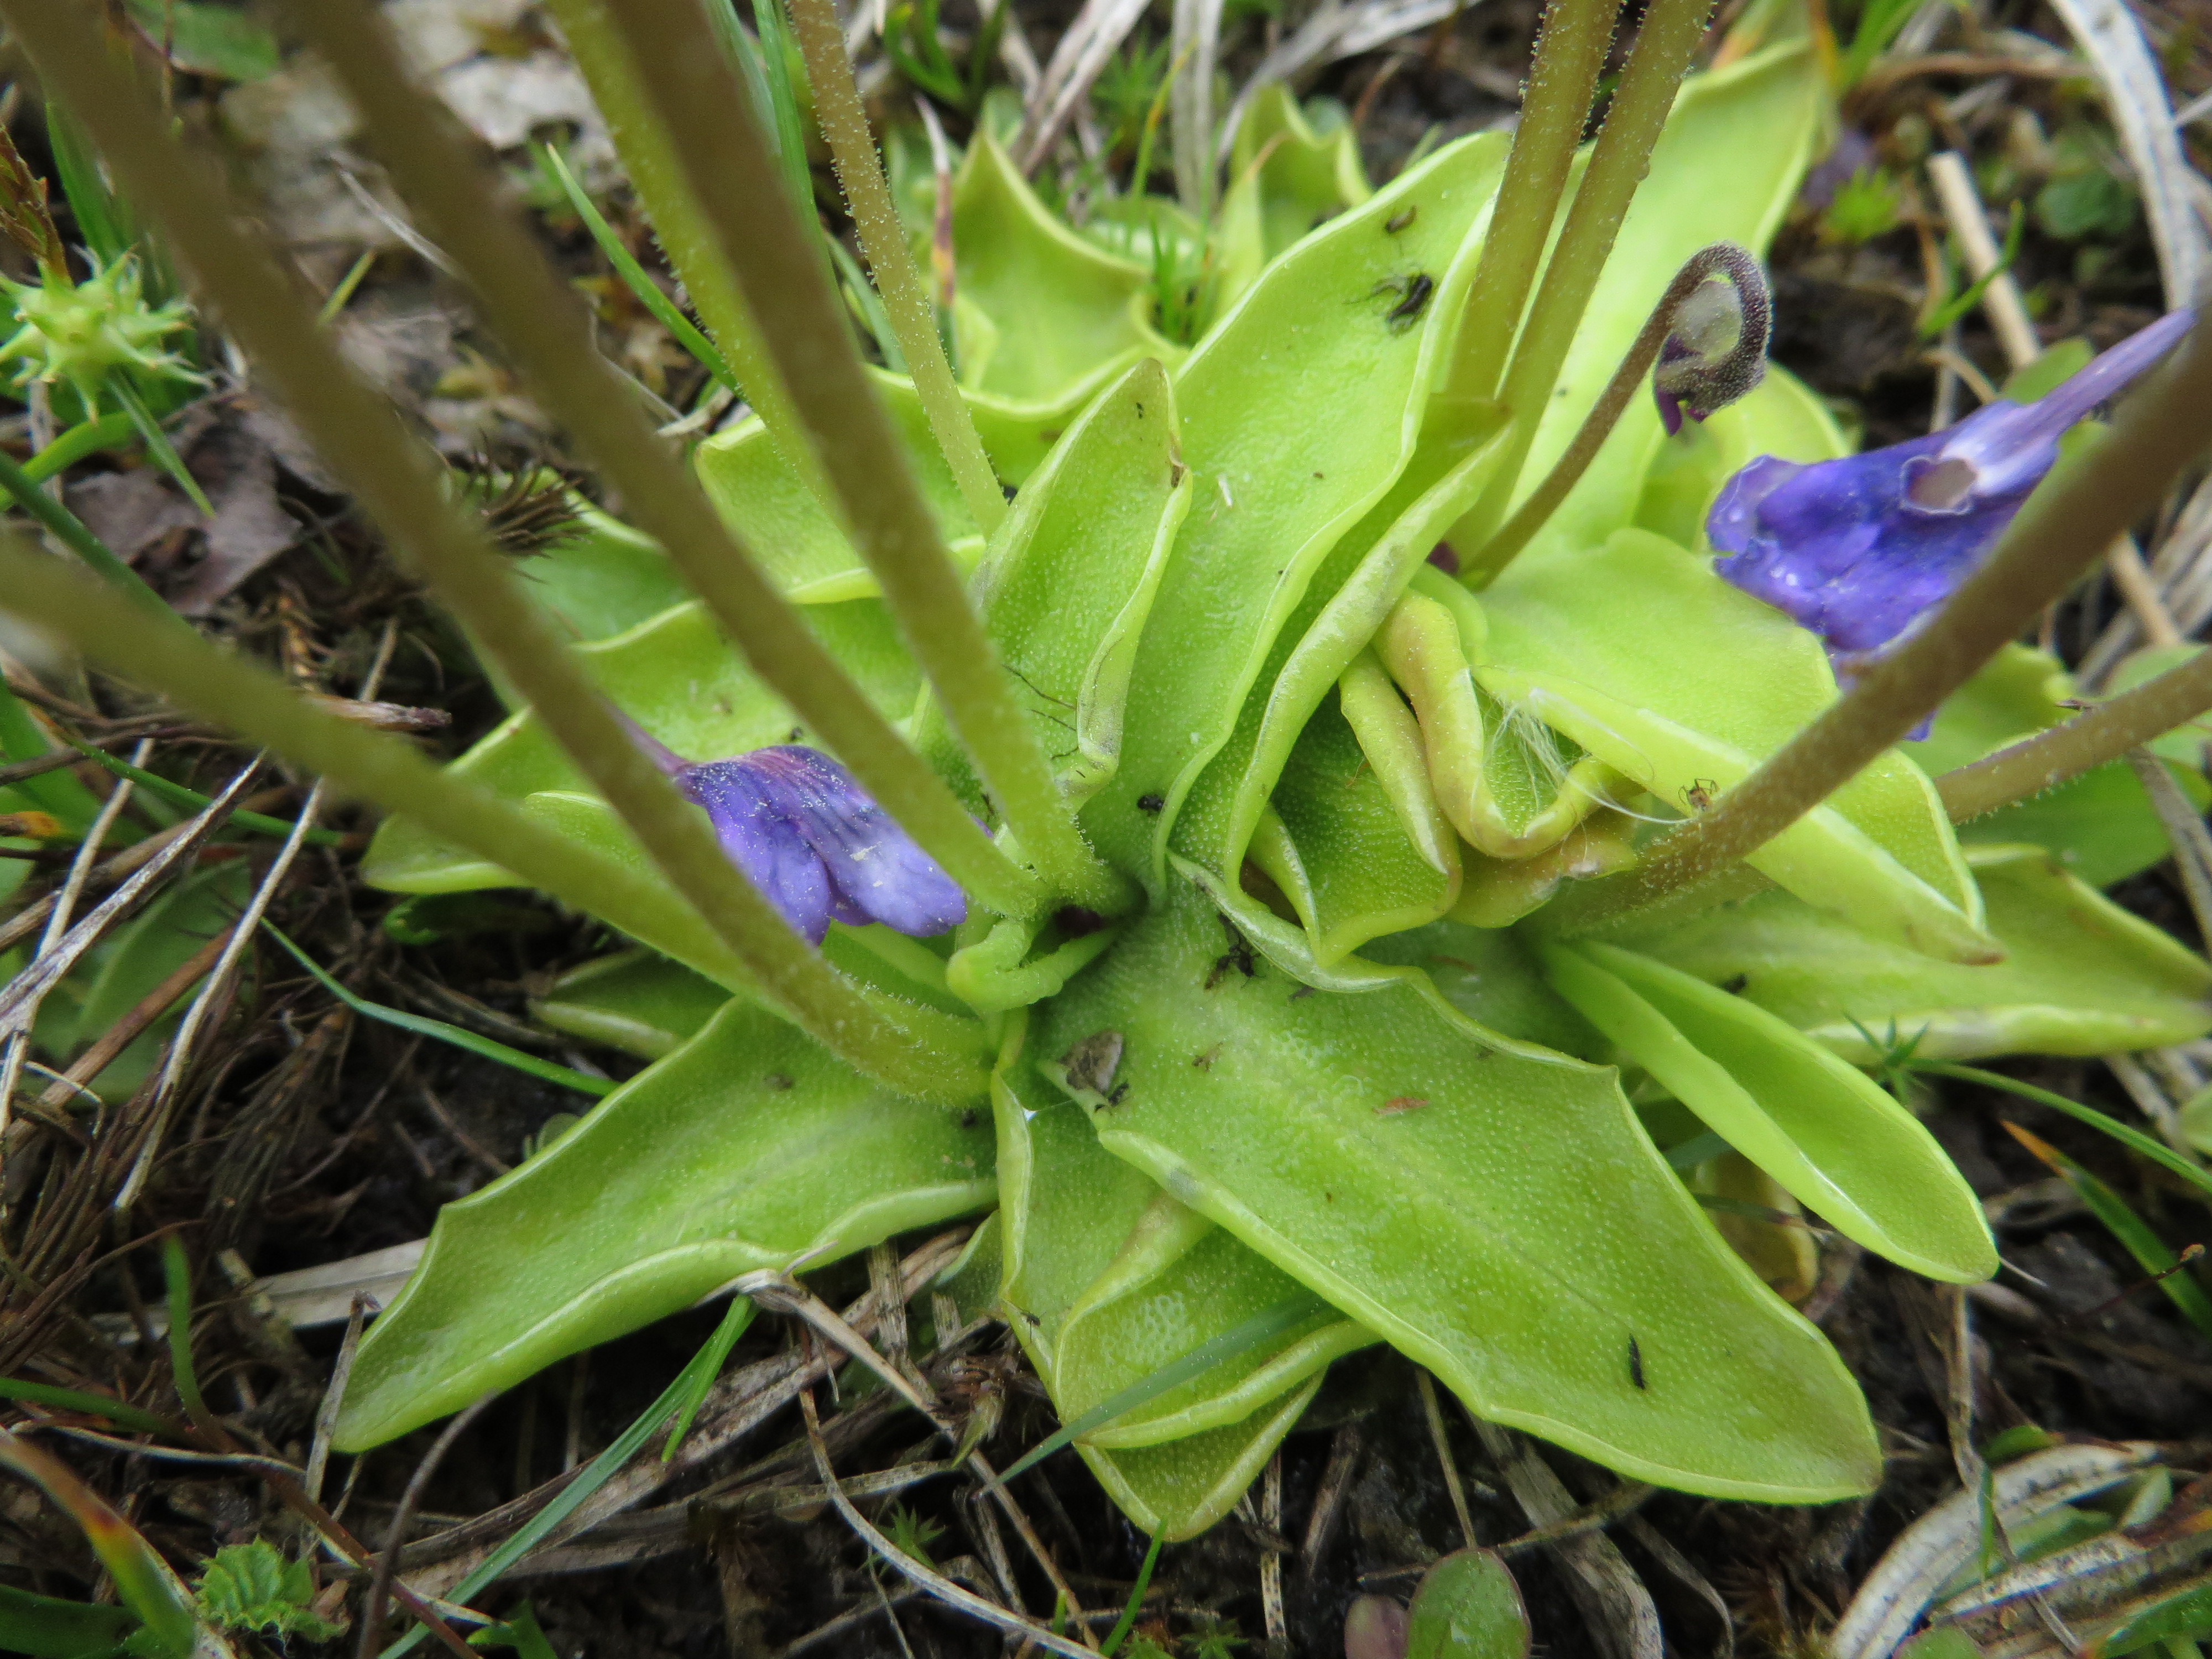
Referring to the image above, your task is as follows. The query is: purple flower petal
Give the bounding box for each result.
[654,741,967,944]
[1711,310,2195,663]
[739,747,969,938]
[677,758,837,944]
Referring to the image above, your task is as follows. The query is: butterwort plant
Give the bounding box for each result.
[3,0,2211,1556]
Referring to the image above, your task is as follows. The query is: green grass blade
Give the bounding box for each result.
[826,234,907,371]
[0,1430,204,1658]
[1100,1534,1161,1657]
[262,923,616,1098]
[661,1298,757,1459]
[744,0,815,211]
[380,1296,755,1658]
[160,1238,208,1423]
[1918,1063,2212,1208]
[1839,0,1924,86]
[1663,1129,1731,1170]
[45,102,131,270]
[108,377,213,516]
[995,1293,1325,1486]
[63,740,342,844]
[0,1379,181,1436]
[22,411,138,483]
[1919,201,2026,340]
[538,144,739,397]
[2001,1120,2212,1342]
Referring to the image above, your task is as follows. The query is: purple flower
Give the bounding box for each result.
[1711,310,2195,667]
[627,719,966,945]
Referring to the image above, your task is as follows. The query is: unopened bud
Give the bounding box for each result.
[1652,243,1771,436]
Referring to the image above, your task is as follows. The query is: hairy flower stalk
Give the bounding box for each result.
[0,0,984,1103]
[276,0,1045,927]
[1713,310,2195,666]
[1471,242,1771,573]
[600,0,1132,916]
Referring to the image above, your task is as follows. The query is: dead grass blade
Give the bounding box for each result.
[1472,1418,1662,1659]
[1016,0,1152,171]
[1829,1442,2162,1659]
[0,758,261,1043]
[2038,0,2209,306]
[797,1385,1096,1659]
[731,1267,1094,1637]
[359,1394,498,1658]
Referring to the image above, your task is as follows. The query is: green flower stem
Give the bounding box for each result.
[0,443,175,620]
[20,411,136,483]
[1548,317,2212,935]
[785,0,1008,538]
[280,0,1045,926]
[0,4,984,1103]
[1458,0,1719,579]
[1432,0,1616,419]
[1939,647,2212,822]
[607,0,1133,916]
[538,0,826,503]
[0,536,983,1102]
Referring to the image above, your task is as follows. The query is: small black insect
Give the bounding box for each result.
[1385,206,1418,235]
[1385,272,1435,332]
[1684,777,1719,812]
[1628,1335,1647,1391]
[1206,917,1258,990]
[1721,974,1750,995]
[1136,792,1166,815]
[1105,1082,1130,1107]
[959,1108,980,1129]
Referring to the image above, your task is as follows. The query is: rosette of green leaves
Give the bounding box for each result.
[338,36,2207,1539]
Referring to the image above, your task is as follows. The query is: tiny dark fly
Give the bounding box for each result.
[1204,917,1258,990]
[1385,206,1418,235]
[1380,272,1434,332]
[1628,1335,1647,1390]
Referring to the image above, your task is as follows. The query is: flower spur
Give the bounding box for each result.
[1710,309,2195,666]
